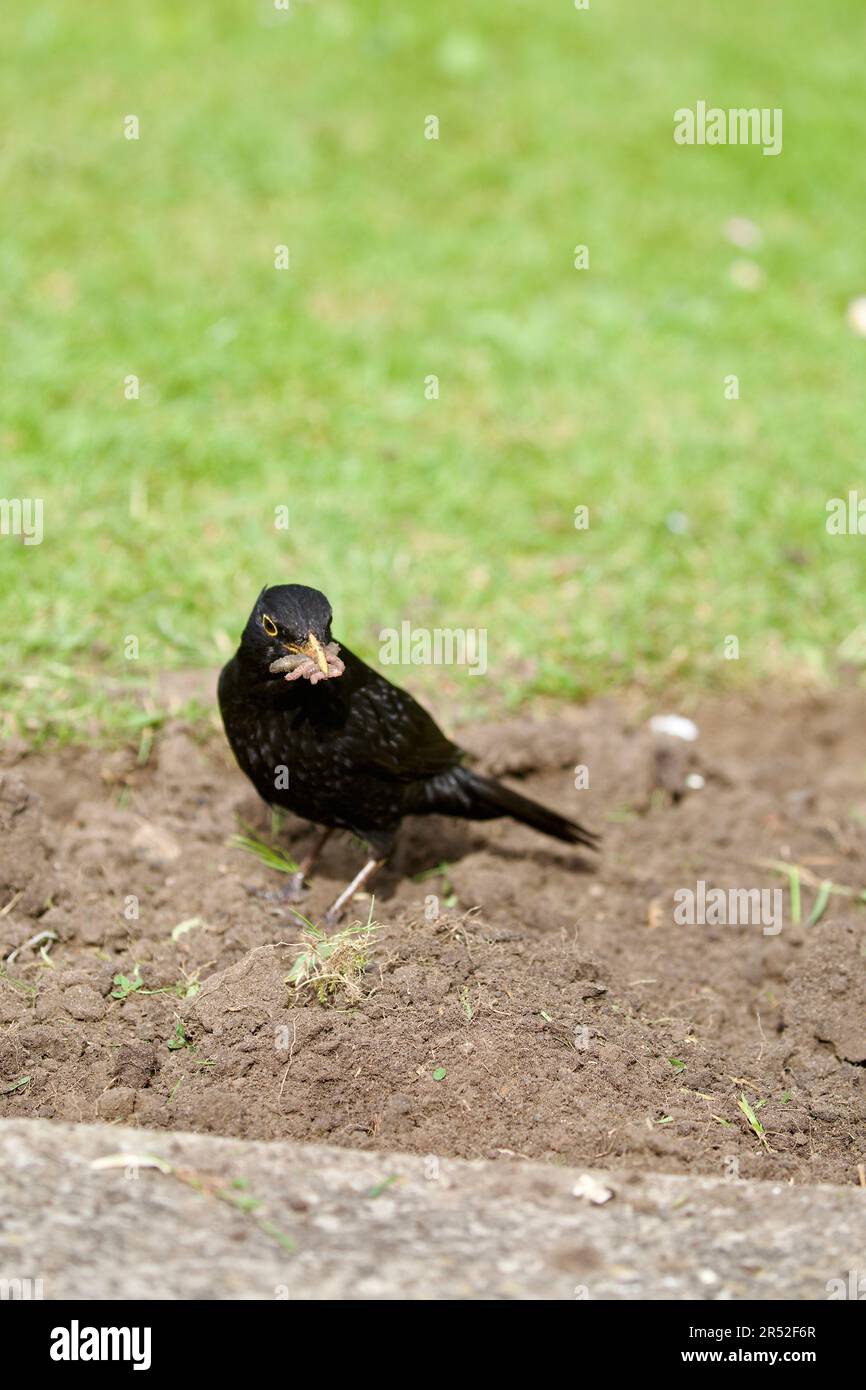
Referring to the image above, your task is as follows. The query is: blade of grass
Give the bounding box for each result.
[230,832,298,875]
[807,880,833,926]
[787,866,801,925]
[738,1093,772,1152]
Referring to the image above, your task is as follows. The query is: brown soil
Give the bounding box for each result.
[1,690,864,1185]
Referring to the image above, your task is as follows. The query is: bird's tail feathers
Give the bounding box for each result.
[450,768,600,851]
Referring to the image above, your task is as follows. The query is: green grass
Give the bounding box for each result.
[285,906,378,1005]
[230,830,299,875]
[3,0,866,742]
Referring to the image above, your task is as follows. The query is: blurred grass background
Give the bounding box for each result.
[2,0,866,742]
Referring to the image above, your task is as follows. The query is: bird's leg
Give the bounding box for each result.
[282,827,333,902]
[323,857,384,927]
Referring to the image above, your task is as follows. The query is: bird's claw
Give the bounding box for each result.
[280,871,308,903]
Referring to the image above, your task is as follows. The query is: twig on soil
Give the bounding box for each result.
[278,1019,299,1103]
[5,929,58,964]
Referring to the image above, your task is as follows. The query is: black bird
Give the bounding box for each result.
[218,584,599,923]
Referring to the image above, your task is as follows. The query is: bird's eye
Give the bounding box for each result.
[262,614,278,638]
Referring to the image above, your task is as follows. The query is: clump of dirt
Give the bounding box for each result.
[783,921,866,1066]
[0,772,57,916]
[0,691,864,1184]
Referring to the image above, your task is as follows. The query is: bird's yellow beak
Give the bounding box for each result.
[300,632,329,676]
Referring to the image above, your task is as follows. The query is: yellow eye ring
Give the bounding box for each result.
[262,614,278,638]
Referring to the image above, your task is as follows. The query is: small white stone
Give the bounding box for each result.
[572,1174,614,1205]
[649,714,699,742]
[685,772,705,790]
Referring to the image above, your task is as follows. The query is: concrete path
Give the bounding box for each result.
[1,1118,862,1299]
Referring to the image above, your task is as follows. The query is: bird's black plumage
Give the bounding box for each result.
[219,584,598,918]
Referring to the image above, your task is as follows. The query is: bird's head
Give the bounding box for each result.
[240,584,345,685]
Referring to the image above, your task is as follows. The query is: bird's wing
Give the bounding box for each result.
[341,668,464,783]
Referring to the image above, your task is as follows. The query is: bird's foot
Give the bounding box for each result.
[322,857,384,928]
[280,871,308,903]
[322,898,358,928]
